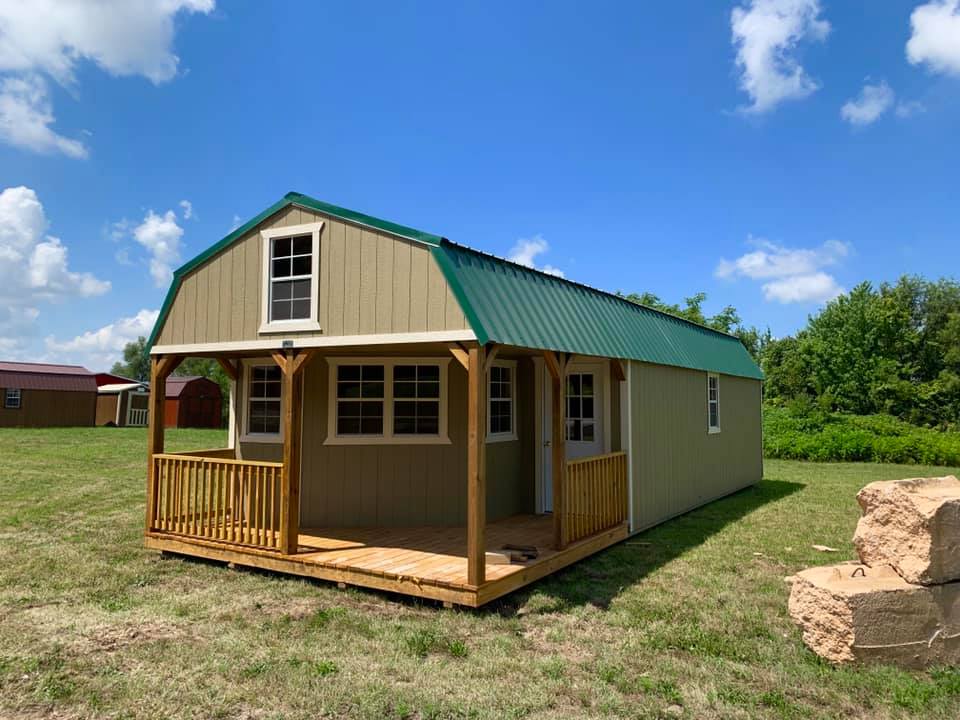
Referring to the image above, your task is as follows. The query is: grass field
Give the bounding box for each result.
[1,428,958,719]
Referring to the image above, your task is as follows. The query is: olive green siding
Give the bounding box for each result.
[234,353,536,528]
[628,362,762,532]
[154,205,468,346]
[0,389,96,428]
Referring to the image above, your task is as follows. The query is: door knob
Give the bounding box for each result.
[544,440,551,447]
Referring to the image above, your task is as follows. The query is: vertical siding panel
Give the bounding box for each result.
[231,241,245,342]
[319,219,331,333]
[208,248,222,342]
[180,275,197,344]
[326,220,345,336]
[244,232,260,337]
[443,276,462,330]
[426,258,446,330]
[358,229,377,334]
[374,231,393,334]
[408,247,429,332]
[391,240,412,333]
[342,224,361,334]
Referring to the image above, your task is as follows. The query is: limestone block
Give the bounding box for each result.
[788,563,960,667]
[853,476,960,585]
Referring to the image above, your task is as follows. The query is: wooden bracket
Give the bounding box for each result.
[543,350,568,381]
[610,358,626,383]
[156,354,183,380]
[272,349,317,378]
[216,357,239,382]
[482,344,501,375]
[447,343,469,371]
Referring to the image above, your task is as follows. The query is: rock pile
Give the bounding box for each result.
[788,476,960,667]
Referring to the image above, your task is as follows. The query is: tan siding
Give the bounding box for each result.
[628,363,762,532]
[95,395,118,425]
[0,389,96,427]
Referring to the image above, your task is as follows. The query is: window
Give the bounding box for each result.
[246,364,282,437]
[708,373,720,433]
[487,362,516,442]
[327,358,450,444]
[336,364,384,436]
[393,365,440,435]
[565,372,595,442]
[259,221,323,333]
[4,388,21,409]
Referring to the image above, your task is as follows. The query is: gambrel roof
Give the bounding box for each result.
[149,192,763,380]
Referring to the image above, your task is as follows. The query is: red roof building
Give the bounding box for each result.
[164,376,223,428]
[0,361,97,427]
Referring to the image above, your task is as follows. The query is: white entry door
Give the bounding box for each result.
[541,360,607,512]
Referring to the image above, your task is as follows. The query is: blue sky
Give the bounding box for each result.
[1,1,958,370]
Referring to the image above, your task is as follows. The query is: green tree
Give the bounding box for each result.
[110,336,150,381]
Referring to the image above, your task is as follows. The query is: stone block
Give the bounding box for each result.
[788,562,960,667]
[853,476,960,585]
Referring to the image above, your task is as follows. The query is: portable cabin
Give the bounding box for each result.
[0,361,97,427]
[164,376,223,429]
[144,192,763,607]
[96,382,150,427]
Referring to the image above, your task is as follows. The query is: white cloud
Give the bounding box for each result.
[507,235,565,277]
[762,272,843,303]
[133,208,184,288]
[0,0,214,157]
[907,0,960,75]
[840,80,895,126]
[0,74,87,157]
[0,185,110,319]
[230,214,243,231]
[895,99,927,118]
[45,308,159,370]
[731,0,830,114]
[179,199,193,220]
[716,236,848,304]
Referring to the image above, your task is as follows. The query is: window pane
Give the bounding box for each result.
[338,401,361,417]
[291,255,311,276]
[360,381,384,399]
[290,299,310,319]
[567,375,580,395]
[582,422,595,442]
[581,397,594,420]
[338,382,361,399]
[418,417,439,434]
[291,279,311,299]
[418,401,439,419]
[272,236,291,258]
[418,365,439,381]
[394,417,415,434]
[394,401,416,417]
[581,374,594,396]
[394,365,416,381]
[361,417,384,434]
[272,299,291,321]
[363,365,384,381]
[273,281,292,301]
[337,417,361,435]
[394,381,416,398]
[566,419,581,442]
[567,397,581,419]
[338,365,361,381]
[361,401,383,418]
[419,381,440,399]
[272,257,291,278]
[291,235,312,255]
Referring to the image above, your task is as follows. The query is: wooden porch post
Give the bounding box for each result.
[273,349,316,555]
[544,350,568,550]
[146,354,182,533]
[467,344,487,586]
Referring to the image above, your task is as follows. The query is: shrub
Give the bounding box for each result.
[764,404,960,466]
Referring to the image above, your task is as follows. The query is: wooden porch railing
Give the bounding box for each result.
[562,451,628,545]
[149,453,284,551]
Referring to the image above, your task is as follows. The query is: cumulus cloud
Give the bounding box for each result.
[907,0,960,75]
[840,80,895,126]
[179,199,193,220]
[0,0,214,157]
[507,235,565,277]
[0,185,110,319]
[895,100,927,118]
[133,208,184,287]
[731,0,830,114]
[45,308,159,370]
[716,236,848,304]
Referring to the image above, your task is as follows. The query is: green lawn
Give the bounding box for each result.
[1,427,958,719]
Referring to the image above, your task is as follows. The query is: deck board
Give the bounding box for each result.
[147,514,628,606]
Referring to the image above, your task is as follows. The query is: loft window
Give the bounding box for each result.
[336,364,385,436]
[708,373,720,433]
[259,221,323,333]
[393,365,440,436]
[487,362,516,441]
[327,358,450,445]
[4,388,21,409]
[270,234,312,321]
[247,365,282,436]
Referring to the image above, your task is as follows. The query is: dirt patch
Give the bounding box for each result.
[82,620,187,653]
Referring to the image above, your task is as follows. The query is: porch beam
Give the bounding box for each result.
[467,344,487,586]
[543,350,569,550]
[146,354,181,534]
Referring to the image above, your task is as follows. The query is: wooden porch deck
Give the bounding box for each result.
[146,514,629,607]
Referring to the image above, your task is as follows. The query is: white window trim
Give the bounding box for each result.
[259,221,324,334]
[486,359,517,443]
[325,357,451,446]
[707,372,721,434]
[4,388,21,409]
[239,358,284,444]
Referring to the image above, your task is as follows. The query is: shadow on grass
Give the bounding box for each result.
[486,478,804,616]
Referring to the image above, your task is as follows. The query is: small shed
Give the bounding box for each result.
[164,376,223,428]
[96,382,150,427]
[0,361,97,427]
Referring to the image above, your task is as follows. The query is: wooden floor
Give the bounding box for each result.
[146,514,629,607]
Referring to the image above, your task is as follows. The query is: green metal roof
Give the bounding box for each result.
[147,192,763,380]
[432,241,764,380]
